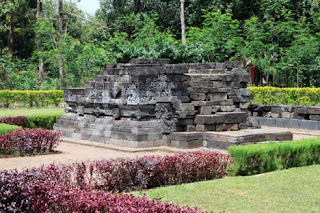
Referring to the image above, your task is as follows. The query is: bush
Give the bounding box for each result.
[0,152,228,212]
[249,86,320,106]
[0,114,63,129]
[0,173,207,213]
[228,137,320,175]
[0,90,63,108]
[88,151,232,192]
[0,123,21,135]
[26,114,63,129]
[0,128,62,156]
[0,116,28,127]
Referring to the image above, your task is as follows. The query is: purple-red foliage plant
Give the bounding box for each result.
[0,151,231,212]
[0,128,62,155]
[0,116,28,127]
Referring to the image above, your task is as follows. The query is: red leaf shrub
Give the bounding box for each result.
[29,183,207,213]
[0,116,28,127]
[0,128,62,155]
[0,152,231,212]
[90,151,232,192]
[0,166,209,213]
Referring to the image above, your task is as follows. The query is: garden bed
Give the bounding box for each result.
[0,151,230,212]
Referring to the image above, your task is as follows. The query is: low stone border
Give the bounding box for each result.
[249,104,320,121]
[255,117,320,130]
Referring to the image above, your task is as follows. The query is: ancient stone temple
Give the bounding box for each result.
[54,58,292,149]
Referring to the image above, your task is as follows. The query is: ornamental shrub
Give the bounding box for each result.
[88,151,232,192]
[0,114,63,129]
[26,114,63,129]
[0,116,28,127]
[0,152,228,212]
[249,86,320,106]
[0,128,62,156]
[228,137,320,175]
[0,173,207,213]
[0,90,63,108]
[0,123,21,135]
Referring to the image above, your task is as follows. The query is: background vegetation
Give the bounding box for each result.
[0,0,319,90]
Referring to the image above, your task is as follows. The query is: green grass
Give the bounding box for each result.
[133,165,320,213]
[0,107,64,117]
[0,123,21,135]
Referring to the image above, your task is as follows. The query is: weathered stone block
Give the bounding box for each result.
[299,120,320,130]
[309,115,320,121]
[308,107,320,115]
[200,106,212,115]
[190,93,206,101]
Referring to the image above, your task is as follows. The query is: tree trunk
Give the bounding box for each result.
[7,13,15,54]
[180,0,186,45]
[58,0,64,89]
[36,0,45,84]
[134,0,141,14]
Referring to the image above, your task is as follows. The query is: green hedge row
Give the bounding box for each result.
[0,123,22,135]
[228,138,320,175]
[0,90,63,108]
[26,114,63,129]
[249,86,320,106]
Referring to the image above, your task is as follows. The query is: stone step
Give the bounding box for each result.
[171,129,293,149]
[203,129,293,149]
[194,112,247,125]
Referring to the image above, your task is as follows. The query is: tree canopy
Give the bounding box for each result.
[0,0,319,89]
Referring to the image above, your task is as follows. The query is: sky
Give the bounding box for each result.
[77,0,100,15]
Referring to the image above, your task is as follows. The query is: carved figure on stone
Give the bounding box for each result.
[155,103,178,133]
[145,77,156,103]
[90,82,104,102]
[159,75,171,96]
[110,82,122,99]
[126,84,139,104]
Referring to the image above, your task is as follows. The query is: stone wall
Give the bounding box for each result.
[249,104,320,130]
[249,104,320,121]
[54,59,289,148]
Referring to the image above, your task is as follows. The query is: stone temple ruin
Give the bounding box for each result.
[54,58,292,149]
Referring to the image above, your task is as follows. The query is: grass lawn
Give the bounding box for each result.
[0,107,64,117]
[133,165,320,213]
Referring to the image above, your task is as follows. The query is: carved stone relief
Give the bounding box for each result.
[155,103,178,133]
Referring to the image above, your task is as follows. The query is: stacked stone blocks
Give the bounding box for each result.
[54,59,291,148]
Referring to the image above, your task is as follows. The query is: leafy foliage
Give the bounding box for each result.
[249,86,320,106]
[228,137,320,175]
[0,123,21,135]
[0,116,28,127]
[0,128,62,156]
[1,0,320,89]
[0,151,230,212]
[0,90,63,108]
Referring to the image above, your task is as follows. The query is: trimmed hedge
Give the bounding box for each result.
[0,128,62,156]
[249,86,320,106]
[0,151,229,212]
[26,114,63,129]
[228,137,320,175]
[0,114,63,129]
[0,123,21,135]
[0,116,28,127]
[0,90,63,108]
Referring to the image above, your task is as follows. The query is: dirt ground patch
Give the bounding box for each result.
[0,142,173,171]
